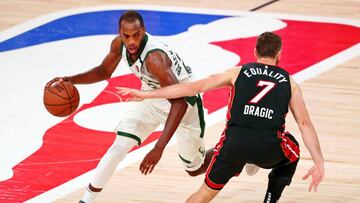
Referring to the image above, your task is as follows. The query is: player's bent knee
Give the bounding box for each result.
[180,154,204,176]
[106,144,127,161]
[268,174,292,186]
[268,166,297,186]
[106,135,138,161]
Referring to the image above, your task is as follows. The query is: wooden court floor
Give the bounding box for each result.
[0,0,359,202]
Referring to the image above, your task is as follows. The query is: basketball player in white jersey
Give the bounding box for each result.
[46,10,257,202]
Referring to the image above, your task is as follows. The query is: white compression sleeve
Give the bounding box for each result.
[81,136,137,203]
[91,136,137,187]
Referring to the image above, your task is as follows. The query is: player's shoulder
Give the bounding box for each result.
[228,66,242,85]
[145,48,169,63]
[107,35,123,54]
[228,66,242,73]
[110,35,123,51]
[289,76,300,95]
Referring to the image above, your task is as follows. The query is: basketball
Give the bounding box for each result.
[43,80,80,117]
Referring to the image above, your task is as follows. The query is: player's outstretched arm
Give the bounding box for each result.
[46,36,122,88]
[116,67,241,101]
[289,77,325,192]
[137,51,189,175]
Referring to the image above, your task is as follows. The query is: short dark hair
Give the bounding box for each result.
[119,10,144,28]
[256,32,282,58]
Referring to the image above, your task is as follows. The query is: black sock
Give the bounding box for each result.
[263,180,286,203]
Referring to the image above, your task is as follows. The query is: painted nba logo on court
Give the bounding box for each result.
[0,6,359,202]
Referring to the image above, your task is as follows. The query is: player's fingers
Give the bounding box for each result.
[45,79,56,89]
[140,160,146,173]
[125,97,134,102]
[46,78,62,89]
[149,164,155,174]
[314,175,322,192]
[302,170,312,180]
[142,167,146,175]
[144,164,151,175]
[142,160,149,175]
[121,89,131,95]
[309,180,315,192]
[116,89,129,96]
[312,179,319,192]
[115,87,130,94]
[118,88,134,95]
[115,87,128,91]
[139,164,143,173]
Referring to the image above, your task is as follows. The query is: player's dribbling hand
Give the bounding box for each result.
[139,146,164,175]
[45,77,67,90]
[302,163,325,192]
[116,87,145,102]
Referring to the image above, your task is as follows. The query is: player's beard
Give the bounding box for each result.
[127,45,138,55]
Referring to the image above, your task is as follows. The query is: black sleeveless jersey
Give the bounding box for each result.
[227,63,291,130]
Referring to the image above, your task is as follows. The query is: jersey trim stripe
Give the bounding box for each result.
[196,95,206,138]
[185,94,205,138]
[204,156,225,190]
[277,130,300,163]
[204,126,228,190]
[226,86,236,122]
[178,154,192,164]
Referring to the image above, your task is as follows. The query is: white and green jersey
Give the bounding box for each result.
[121,33,193,90]
[118,33,206,147]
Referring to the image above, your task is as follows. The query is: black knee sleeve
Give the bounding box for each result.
[268,159,299,186]
[264,159,299,203]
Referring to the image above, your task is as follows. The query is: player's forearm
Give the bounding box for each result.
[66,66,112,84]
[300,123,324,165]
[143,82,198,99]
[155,99,188,149]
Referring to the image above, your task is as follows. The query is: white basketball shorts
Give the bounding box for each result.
[115,95,206,171]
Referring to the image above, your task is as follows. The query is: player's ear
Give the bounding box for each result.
[254,48,258,59]
[276,49,282,61]
[274,49,281,65]
[142,26,146,34]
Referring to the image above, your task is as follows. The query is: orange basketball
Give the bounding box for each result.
[43,81,80,117]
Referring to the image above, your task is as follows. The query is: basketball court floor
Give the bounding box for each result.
[0,0,359,202]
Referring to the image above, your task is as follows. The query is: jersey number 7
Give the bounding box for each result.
[249,80,276,104]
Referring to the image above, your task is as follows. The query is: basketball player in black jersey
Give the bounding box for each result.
[117,32,325,203]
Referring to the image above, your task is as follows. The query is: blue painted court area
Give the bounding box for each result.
[0,10,229,52]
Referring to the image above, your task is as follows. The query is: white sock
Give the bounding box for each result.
[81,187,98,203]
